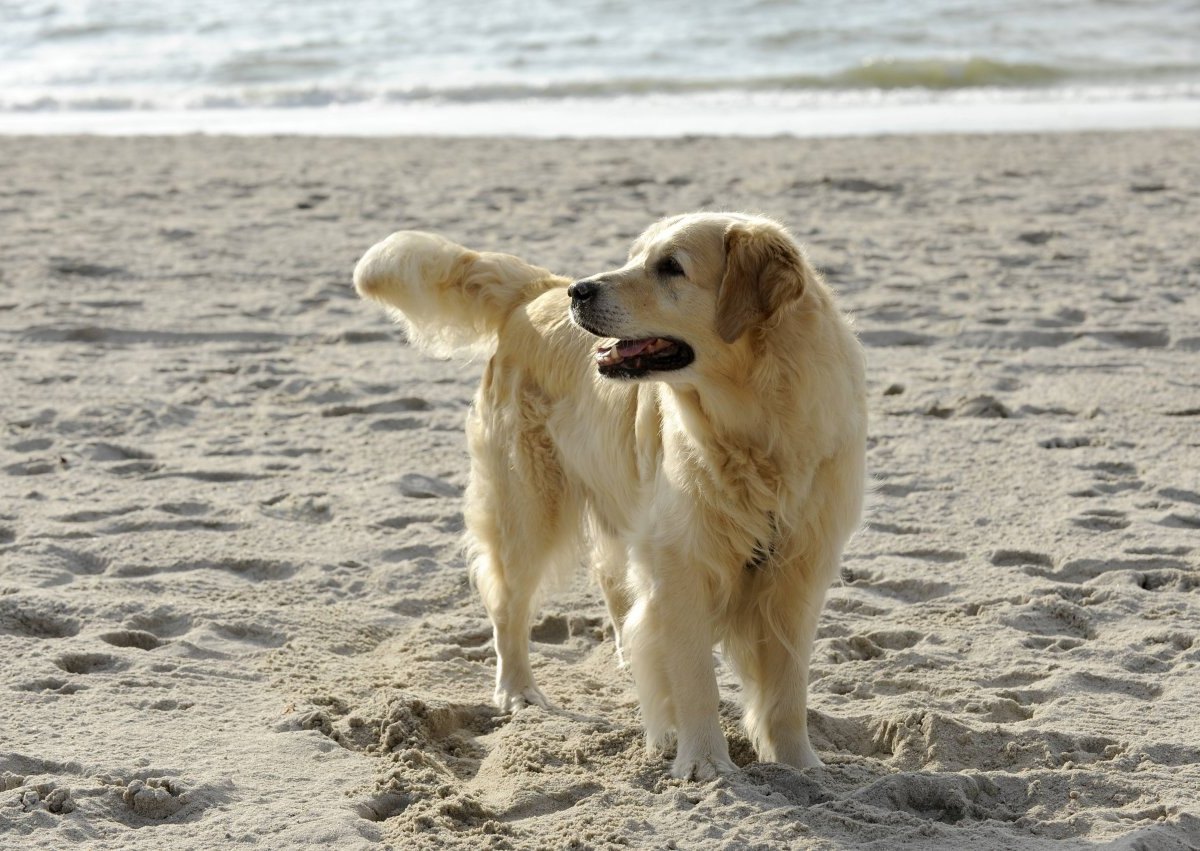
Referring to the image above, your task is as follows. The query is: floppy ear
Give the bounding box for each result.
[715,222,811,344]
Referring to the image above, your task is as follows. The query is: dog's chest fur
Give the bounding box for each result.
[546,378,783,580]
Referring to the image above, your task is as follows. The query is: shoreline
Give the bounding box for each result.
[1,94,1198,138]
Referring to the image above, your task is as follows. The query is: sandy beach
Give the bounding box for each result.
[1,131,1198,849]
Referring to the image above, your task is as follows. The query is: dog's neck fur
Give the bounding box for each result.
[654,302,836,530]
[665,305,811,445]
[659,369,784,504]
[654,380,785,580]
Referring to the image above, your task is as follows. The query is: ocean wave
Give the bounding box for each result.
[6,87,1200,121]
[831,57,1065,89]
[3,58,1200,114]
[376,57,1200,102]
[7,95,149,113]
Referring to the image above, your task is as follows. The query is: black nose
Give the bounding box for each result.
[568,279,597,302]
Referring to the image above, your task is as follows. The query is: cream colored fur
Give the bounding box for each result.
[354,213,867,780]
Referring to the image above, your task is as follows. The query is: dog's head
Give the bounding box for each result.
[568,213,814,380]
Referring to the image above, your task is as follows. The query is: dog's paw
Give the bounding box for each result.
[670,751,737,781]
[768,737,825,770]
[794,747,824,770]
[494,683,551,713]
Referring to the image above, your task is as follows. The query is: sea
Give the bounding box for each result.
[2,0,1199,136]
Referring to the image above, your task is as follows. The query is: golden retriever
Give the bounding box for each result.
[354,213,866,779]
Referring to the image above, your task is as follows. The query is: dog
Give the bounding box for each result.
[354,212,866,779]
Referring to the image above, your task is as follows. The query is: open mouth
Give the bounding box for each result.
[593,337,695,379]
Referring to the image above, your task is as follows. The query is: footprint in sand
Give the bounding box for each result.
[27,544,111,578]
[1016,229,1059,245]
[1039,435,1093,449]
[1062,460,1148,539]
[368,417,424,432]
[258,493,333,524]
[989,549,1055,570]
[321,397,431,418]
[1157,487,1200,506]
[1151,487,1200,529]
[1083,327,1170,349]
[1135,570,1199,593]
[99,629,167,651]
[122,607,194,639]
[840,565,953,603]
[154,469,271,483]
[0,598,81,639]
[13,677,87,694]
[1139,632,1196,672]
[823,596,890,617]
[84,442,155,463]
[356,790,411,822]
[3,458,60,476]
[156,557,296,582]
[54,651,129,675]
[999,595,1096,653]
[823,629,924,664]
[868,520,926,536]
[1062,670,1163,701]
[1045,554,1189,586]
[1069,508,1131,531]
[51,504,142,523]
[530,612,608,645]
[155,500,212,517]
[888,548,965,564]
[874,480,933,498]
[7,437,54,453]
[396,473,462,499]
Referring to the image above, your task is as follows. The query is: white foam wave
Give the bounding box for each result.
[1,89,1197,137]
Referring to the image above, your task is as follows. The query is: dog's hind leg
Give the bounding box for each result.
[591,525,632,667]
[465,374,580,713]
[471,540,553,713]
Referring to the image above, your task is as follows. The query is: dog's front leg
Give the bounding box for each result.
[625,550,735,780]
[662,618,735,781]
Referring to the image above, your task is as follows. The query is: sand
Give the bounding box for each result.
[1,131,1198,850]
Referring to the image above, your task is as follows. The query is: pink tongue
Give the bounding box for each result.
[616,339,654,358]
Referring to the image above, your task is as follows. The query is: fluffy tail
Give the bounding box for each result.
[354,231,563,357]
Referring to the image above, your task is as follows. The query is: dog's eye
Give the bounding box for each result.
[656,256,685,277]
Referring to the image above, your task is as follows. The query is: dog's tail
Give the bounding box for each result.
[354,231,563,357]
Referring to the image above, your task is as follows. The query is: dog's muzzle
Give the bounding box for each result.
[567,278,694,380]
